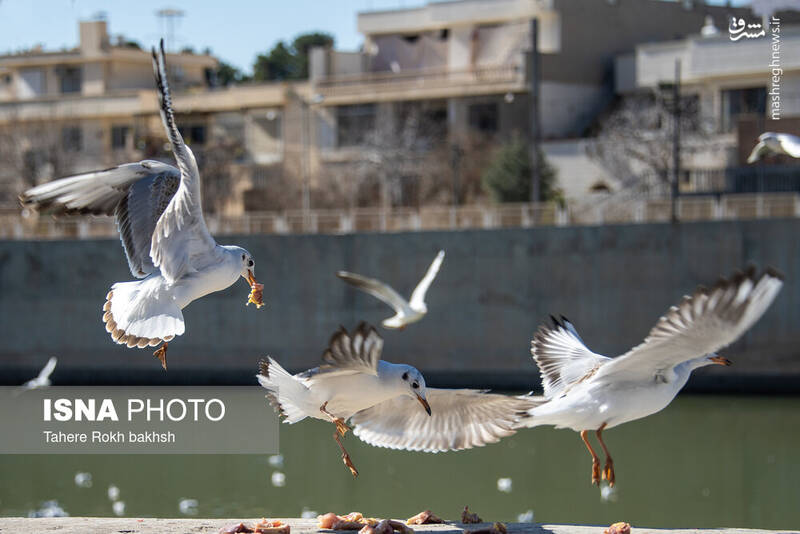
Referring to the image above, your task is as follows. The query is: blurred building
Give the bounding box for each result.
[616,9,800,196]
[0,21,214,195]
[0,19,288,214]
[3,0,795,222]
[304,0,754,202]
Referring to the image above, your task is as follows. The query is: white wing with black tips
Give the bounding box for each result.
[20,161,181,278]
[148,39,216,283]
[592,268,783,383]
[531,316,611,398]
[298,322,382,382]
[21,40,218,284]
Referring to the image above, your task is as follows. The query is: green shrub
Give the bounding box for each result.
[482,139,561,204]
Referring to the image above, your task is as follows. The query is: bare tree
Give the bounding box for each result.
[314,102,498,210]
[589,92,719,200]
[0,113,78,208]
[195,137,247,214]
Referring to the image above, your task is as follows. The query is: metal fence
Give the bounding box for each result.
[4,192,800,240]
[681,166,800,195]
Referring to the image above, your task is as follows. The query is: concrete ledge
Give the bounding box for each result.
[0,518,787,534]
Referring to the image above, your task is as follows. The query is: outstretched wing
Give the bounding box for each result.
[531,316,611,398]
[593,268,783,383]
[298,322,382,382]
[409,249,445,309]
[747,140,769,164]
[20,161,181,278]
[36,357,57,382]
[350,388,537,453]
[336,271,410,313]
[149,39,216,283]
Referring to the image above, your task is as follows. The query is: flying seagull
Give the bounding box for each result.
[257,322,534,477]
[518,267,782,487]
[22,357,57,390]
[336,250,444,329]
[747,132,800,163]
[19,40,261,370]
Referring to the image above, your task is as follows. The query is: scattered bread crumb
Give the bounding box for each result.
[406,510,444,525]
[461,506,482,524]
[605,522,631,534]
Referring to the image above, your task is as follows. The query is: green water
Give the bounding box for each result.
[1,395,798,529]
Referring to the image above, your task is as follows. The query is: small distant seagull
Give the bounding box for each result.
[518,267,782,487]
[22,357,57,390]
[747,132,800,163]
[257,322,534,478]
[19,40,261,370]
[336,250,445,329]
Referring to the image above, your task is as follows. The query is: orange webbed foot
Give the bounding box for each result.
[153,342,168,370]
[603,459,615,487]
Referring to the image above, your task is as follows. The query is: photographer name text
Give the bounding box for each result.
[43,430,176,444]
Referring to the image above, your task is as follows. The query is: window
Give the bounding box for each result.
[59,66,82,94]
[178,124,207,145]
[394,100,447,148]
[61,126,82,152]
[253,112,282,142]
[336,104,376,147]
[720,87,766,132]
[190,126,206,145]
[111,125,130,149]
[248,109,283,163]
[18,68,45,98]
[468,102,499,133]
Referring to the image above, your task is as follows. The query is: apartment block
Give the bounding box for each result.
[616,8,800,194]
[305,0,753,201]
[2,1,777,217]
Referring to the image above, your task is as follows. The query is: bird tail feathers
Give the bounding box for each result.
[256,357,310,424]
[104,277,184,349]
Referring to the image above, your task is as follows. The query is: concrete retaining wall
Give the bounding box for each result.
[1,219,798,388]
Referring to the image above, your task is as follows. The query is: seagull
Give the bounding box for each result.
[18,40,261,370]
[747,132,800,163]
[22,357,57,390]
[336,250,444,329]
[518,267,783,487]
[257,322,535,478]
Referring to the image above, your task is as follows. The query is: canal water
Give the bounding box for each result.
[1,395,798,530]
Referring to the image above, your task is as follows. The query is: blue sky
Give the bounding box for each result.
[0,0,749,74]
[0,0,428,72]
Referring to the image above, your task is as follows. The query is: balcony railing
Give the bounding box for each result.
[4,192,800,240]
[314,64,524,99]
[680,166,800,195]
